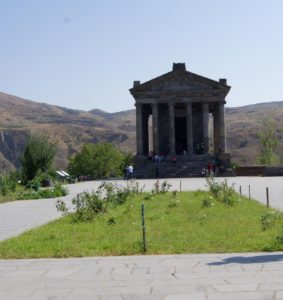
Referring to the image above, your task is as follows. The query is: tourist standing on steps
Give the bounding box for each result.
[127,165,133,180]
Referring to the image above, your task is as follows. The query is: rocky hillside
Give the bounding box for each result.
[225,102,283,165]
[0,91,283,172]
[0,92,135,172]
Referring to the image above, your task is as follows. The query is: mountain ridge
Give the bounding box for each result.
[1,91,283,172]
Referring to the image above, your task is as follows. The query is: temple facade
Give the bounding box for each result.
[130,63,231,158]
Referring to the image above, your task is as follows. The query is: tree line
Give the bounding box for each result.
[5,116,283,186]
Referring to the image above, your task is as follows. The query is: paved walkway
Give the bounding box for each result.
[1,253,283,299]
[0,177,283,241]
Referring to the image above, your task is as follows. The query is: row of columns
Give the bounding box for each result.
[136,102,226,156]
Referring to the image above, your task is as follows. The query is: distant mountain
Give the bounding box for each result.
[0,90,283,172]
[0,92,134,172]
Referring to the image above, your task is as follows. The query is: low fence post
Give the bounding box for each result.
[248,185,251,199]
[266,187,269,208]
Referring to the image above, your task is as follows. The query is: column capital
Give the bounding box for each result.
[135,102,142,107]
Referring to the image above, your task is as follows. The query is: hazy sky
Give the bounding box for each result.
[0,0,283,112]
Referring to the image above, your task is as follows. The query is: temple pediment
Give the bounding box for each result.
[130,62,230,167]
[130,63,230,98]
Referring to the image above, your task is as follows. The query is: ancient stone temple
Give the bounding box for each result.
[129,63,231,178]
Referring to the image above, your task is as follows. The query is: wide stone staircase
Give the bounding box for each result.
[133,155,235,179]
[134,156,209,179]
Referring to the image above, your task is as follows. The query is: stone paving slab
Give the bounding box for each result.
[0,253,283,299]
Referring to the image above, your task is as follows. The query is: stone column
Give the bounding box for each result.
[186,102,193,155]
[219,102,226,152]
[135,103,143,155]
[168,103,175,155]
[202,102,209,153]
[213,109,219,154]
[152,103,159,154]
[142,113,149,155]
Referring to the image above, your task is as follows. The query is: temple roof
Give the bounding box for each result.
[130,63,231,99]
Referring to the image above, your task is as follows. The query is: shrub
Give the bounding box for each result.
[21,133,57,182]
[260,211,282,231]
[161,181,172,193]
[19,184,67,200]
[0,174,18,196]
[152,180,171,194]
[56,181,141,222]
[202,196,214,208]
[71,192,107,222]
[68,143,128,179]
[206,177,238,206]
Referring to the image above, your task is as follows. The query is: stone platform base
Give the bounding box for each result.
[235,165,283,176]
[133,154,232,179]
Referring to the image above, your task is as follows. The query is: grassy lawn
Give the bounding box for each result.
[0,190,282,258]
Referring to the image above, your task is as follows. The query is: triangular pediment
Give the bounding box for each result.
[130,66,230,98]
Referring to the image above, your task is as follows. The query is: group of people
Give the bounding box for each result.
[147,152,165,163]
[201,161,220,177]
[124,165,134,180]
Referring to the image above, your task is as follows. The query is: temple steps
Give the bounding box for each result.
[134,156,233,179]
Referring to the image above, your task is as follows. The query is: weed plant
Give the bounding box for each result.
[57,181,143,222]
[206,177,238,206]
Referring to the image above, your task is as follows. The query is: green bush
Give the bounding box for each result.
[68,143,130,179]
[21,133,57,182]
[0,174,18,196]
[19,184,67,200]
[202,196,214,208]
[260,211,282,231]
[56,181,142,222]
[206,177,238,206]
[71,192,107,222]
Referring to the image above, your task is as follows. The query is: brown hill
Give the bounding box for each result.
[0,91,283,172]
[0,92,134,172]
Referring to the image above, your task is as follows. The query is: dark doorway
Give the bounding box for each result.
[175,117,187,154]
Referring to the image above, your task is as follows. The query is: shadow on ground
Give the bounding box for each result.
[208,254,283,265]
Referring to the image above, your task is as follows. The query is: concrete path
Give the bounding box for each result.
[1,253,283,299]
[0,177,283,241]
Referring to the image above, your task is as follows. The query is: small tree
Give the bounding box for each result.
[68,143,128,179]
[21,133,57,182]
[257,118,280,165]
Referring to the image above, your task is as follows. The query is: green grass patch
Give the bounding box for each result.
[0,190,283,258]
[0,184,68,204]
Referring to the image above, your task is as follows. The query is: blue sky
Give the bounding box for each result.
[0,0,283,112]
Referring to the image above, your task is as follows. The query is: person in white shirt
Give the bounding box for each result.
[127,165,133,179]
